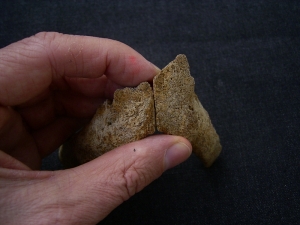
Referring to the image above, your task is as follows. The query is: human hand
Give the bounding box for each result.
[0,32,192,224]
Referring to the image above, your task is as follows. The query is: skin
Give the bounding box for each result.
[0,32,192,225]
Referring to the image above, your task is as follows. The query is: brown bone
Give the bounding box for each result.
[59,55,222,168]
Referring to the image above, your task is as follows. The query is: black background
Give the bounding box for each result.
[1,1,299,224]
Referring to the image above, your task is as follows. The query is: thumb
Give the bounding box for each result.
[56,135,192,224]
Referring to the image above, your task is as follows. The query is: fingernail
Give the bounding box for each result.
[164,142,192,171]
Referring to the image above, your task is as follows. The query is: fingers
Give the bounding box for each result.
[0,106,40,169]
[0,150,30,170]
[0,135,191,224]
[54,135,192,223]
[64,75,124,100]
[32,116,88,158]
[0,32,160,106]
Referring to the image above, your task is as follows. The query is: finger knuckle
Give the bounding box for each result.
[121,159,149,200]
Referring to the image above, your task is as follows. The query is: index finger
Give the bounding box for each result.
[0,32,159,106]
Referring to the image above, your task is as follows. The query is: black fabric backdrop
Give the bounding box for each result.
[1,1,299,224]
